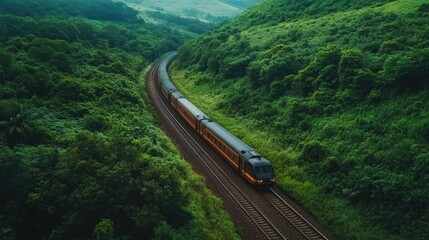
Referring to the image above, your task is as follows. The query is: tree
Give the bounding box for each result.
[383,49,429,91]
[99,61,127,75]
[0,51,12,68]
[2,114,32,146]
[338,49,364,89]
[49,52,71,72]
[93,219,115,240]
[55,78,85,101]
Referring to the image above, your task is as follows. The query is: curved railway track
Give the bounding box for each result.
[146,60,332,240]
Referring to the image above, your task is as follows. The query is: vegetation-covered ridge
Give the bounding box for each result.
[0,0,240,239]
[122,0,260,24]
[172,0,429,239]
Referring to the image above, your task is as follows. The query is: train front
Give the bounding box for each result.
[251,158,276,188]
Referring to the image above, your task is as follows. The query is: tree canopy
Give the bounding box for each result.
[0,1,240,239]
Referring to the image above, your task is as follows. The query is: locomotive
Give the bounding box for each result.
[157,52,276,187]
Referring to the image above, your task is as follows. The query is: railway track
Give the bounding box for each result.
[148,63,287,240]
[263,188,329,240]
[147,61,332,240]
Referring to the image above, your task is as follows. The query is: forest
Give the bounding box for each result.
[0,0,240,239]
[172,0,429,239]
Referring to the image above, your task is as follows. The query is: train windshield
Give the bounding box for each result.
[254,165,273,179]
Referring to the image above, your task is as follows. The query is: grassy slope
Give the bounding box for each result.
[171,0,429,239]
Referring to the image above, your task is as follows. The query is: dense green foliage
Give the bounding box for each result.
[0,0,142,23]
[0,1,240,239]
[237,0,395,27]
[173,0,429,239]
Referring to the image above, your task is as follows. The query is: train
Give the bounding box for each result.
[157,52,276,187]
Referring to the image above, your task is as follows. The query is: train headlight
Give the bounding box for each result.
[270,178,276,182]
[257,179,263,183]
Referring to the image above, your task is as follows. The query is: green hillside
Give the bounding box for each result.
[123,0,241,23]
[0,0,239,239]
[172,0,429,239]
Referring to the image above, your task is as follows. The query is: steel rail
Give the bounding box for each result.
[264,187,329,240]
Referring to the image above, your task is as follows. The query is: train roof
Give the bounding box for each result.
[202,121,250,154]
[249,157,271,166]
[177,97,209,121]
[171,91,184,99]
[160,52,177,67]
[202,121,272,165]
[158,52,177,92]
[160,76,177,93]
